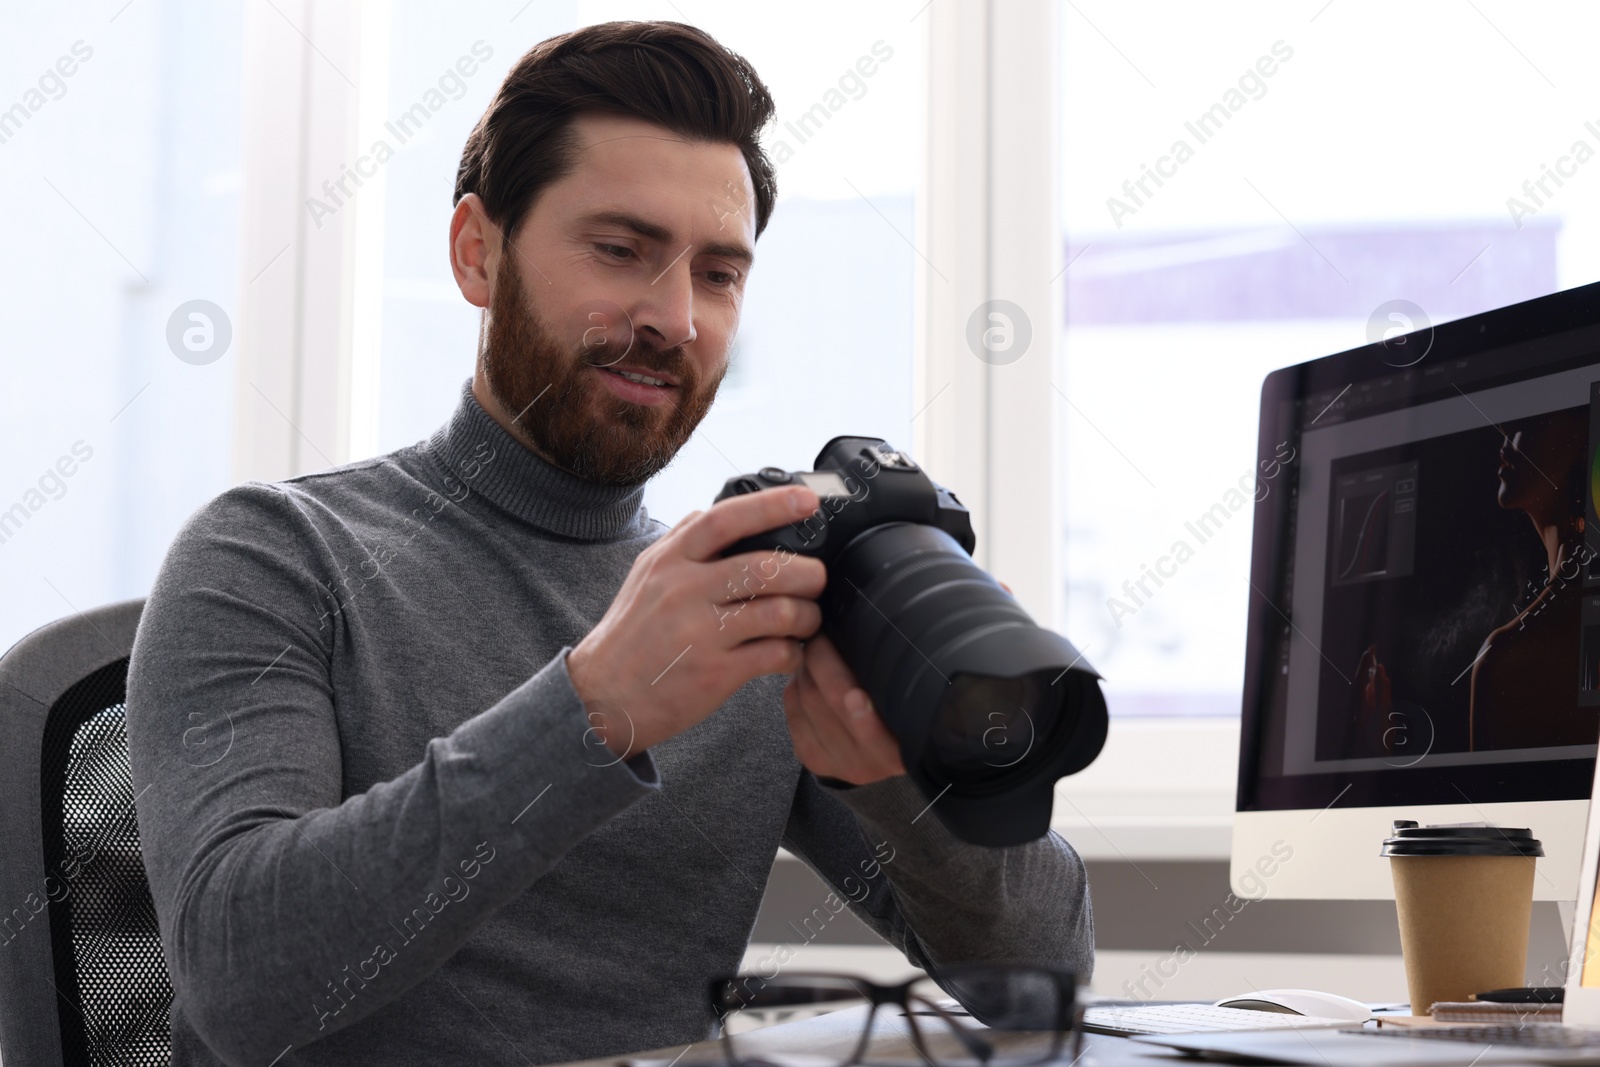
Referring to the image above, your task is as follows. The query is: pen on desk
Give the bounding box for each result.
[1473,987,1565,1004]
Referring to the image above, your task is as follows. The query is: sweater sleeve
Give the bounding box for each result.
[779,770,1094,981]
[125,483,659,1067]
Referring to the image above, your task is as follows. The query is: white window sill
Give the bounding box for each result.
[1051,715,1240,861]
[776,717,1242,863]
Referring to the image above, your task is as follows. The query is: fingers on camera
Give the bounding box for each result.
[717,550,825,601]
[680,486,817,561]
[720,595,821,644]
[800,634,856,697]
[735,636,805,678]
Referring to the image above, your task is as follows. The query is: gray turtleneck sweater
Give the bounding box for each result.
[125,381,1093,1067]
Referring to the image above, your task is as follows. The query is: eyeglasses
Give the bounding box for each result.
[706,965,1082,1067]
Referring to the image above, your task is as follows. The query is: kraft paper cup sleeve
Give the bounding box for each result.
[1382,821,1542,1016]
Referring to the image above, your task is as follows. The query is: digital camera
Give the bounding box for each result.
[715,436,1107,847]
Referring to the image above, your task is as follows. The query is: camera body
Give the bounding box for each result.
[716,437,974,565]
[715,436,1107,848]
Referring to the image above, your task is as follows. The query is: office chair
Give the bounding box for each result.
[0,599,173,1067]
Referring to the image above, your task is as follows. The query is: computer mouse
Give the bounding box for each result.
[1213,988,1373,1023]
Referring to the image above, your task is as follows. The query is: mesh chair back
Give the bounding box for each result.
[0,600,172,1067]
[43,659,174,1065]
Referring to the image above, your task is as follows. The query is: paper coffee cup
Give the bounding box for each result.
[1381,821,1543,1015]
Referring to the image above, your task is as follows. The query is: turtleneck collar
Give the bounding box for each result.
[423,379,648,542]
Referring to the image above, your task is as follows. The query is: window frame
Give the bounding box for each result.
[921,0,1232,857]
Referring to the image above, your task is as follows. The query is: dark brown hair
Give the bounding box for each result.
[454,20,778,243]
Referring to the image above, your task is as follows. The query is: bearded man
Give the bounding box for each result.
[127,20,1092,1067]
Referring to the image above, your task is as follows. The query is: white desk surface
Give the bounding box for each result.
[547,1002,1183,1067]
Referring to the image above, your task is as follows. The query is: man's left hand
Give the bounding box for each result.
[783,634,906,785]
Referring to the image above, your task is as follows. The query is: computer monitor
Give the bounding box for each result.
[1232,280,1600,900]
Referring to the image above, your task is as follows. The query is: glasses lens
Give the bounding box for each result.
[713,975,871,1064]
[907,971,1067,1067]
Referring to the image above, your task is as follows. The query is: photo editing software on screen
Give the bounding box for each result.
[1278,366,1600,778]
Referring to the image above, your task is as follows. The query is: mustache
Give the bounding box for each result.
[581,339,688,375]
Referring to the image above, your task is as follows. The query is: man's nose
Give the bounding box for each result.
[631,254,697,352]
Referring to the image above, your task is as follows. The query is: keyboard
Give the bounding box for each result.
[1356,1024,1600,1048]
[1082,1003,1357,1035]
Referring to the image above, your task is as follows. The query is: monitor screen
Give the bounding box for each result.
[1240,283,1600,812]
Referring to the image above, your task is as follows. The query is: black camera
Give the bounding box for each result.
[715,436,1107,848]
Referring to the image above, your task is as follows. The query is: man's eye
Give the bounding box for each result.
[596,243,633,260]
[705,270,738,287]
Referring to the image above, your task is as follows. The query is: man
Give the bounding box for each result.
[128,20,1092,1067]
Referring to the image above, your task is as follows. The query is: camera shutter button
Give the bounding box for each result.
[759,467,791,483]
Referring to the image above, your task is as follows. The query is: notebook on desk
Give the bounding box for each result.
[1082,997,1367,1036]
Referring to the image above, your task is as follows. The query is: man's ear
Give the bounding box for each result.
[450,193,496,309]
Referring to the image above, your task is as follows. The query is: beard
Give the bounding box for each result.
[480,250,725,486]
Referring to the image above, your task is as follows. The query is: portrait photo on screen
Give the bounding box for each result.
[1313,403,1595,760]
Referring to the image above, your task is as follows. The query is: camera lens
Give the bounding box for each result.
[819,522,1107,846]
[928,670,1060,782]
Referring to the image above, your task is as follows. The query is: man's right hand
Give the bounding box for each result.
[566,484,827,759]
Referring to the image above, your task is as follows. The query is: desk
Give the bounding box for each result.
[546,1004,1186,1067]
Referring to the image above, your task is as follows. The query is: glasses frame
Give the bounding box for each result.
[706,965,1083,1067]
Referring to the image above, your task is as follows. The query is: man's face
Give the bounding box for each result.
[476,112,757,485]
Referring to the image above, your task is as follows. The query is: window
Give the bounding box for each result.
[1058,0,1600,717]
[0,1,243,653]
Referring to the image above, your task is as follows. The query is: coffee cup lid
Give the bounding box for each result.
[1380,820,1544,857]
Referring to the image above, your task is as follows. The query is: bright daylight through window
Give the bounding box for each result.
[1058,1,1600,717]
